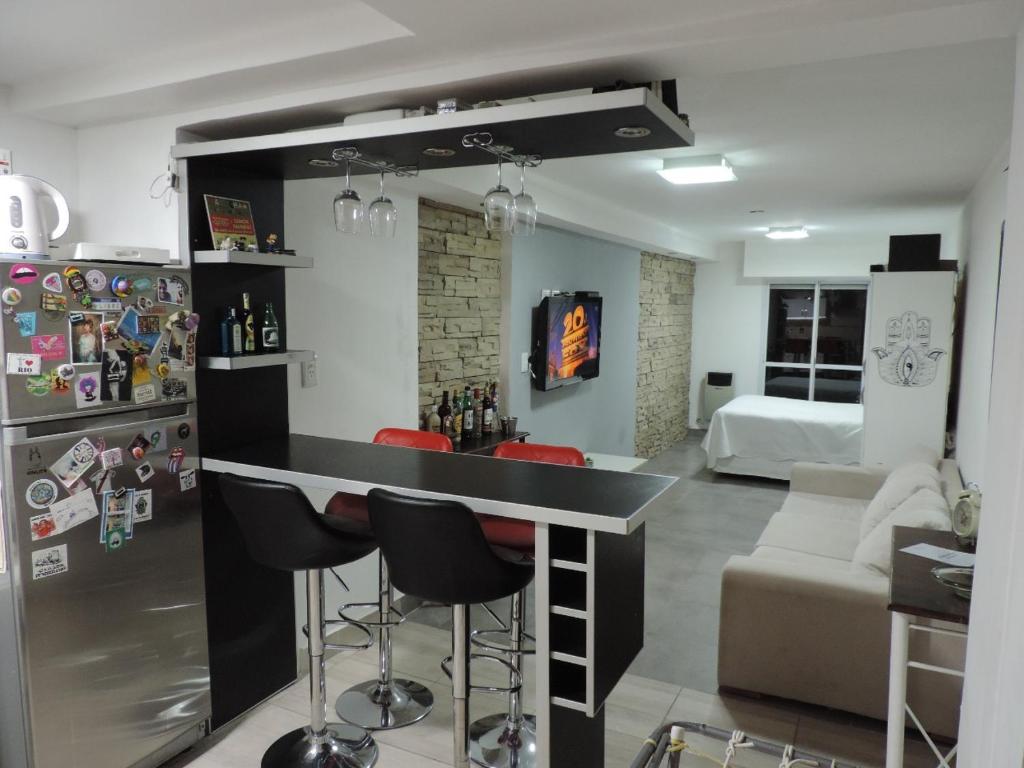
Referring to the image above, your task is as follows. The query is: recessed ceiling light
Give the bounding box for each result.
[657,155,736,185]
[308,158,338,167]
[614,126,652,138]
[422,147,456,157]
[766,225,809,240]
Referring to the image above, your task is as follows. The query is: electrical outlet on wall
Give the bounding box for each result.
[301,357,318,388]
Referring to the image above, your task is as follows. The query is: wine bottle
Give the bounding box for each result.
[461,386,474,439]
[240,292,256,354]
[261,302,280,352]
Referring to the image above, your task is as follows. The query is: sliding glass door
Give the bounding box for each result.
[764,283,867,403]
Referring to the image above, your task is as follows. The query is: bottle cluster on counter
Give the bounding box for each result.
[218,292,280,357]
[422,381,500,444]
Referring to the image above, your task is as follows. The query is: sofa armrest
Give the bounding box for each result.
[789,463,889,500]
[718,555,892,720]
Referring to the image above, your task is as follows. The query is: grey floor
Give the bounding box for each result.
[409,430,788,695]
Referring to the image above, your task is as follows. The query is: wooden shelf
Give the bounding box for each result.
[193,250,313,268]
[200,350,315,370]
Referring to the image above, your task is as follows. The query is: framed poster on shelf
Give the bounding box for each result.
[204,195,257,250]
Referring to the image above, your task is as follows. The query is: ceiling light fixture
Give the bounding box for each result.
[614,126,651,139]
[765,225,809,240]
[657,155,736,185]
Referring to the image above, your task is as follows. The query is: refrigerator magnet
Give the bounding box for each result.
[133,383,156,405]
[24,376,50,397]
[127,433,151,459]
[56,363,75,381]
[111,275,132,298]
[50,438,97,489]
[135,462,154,483]
[99,350,132,402]
[146,427,168,452]
[100,488,134,545]
[156,277,186,306]
[75,374,100,408]
[133,489,153,523]
[6,353,42,375]
[48,369,70,395]
[131,276,153,292]
[167,447,185,474]
[100,448,124,470]
[2,287,22,305]
[85,270,107,292]
[179,468,197,492]
[9,263,39,284]
[25,479,59,509]
[39,292,67,314]
[41,273,63,293]
[15,312,36,336]
[91,298,122,312]
[31,544,68,579]
[31,334,68,362]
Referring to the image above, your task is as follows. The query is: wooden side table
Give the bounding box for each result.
[886,526,970,768]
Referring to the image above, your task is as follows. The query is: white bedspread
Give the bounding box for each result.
[702,395,863,469]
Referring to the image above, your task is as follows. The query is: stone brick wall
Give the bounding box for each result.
[418,199,503,410]
[635,252,696,457]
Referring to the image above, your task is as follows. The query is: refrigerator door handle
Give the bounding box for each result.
[3,401,194,445]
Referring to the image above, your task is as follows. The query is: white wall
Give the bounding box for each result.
[283,176,420,625]
[505,226,640,455]
[954,145,1009,486]
[744,239,880,279]
[959,25,1024,765]
[0,113,81,245]
[688,242,766,427]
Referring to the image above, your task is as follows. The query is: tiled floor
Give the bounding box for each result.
[166,620,941,767]
[166,433,948,767]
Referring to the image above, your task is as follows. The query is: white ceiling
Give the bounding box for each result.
[0,0,1018,253]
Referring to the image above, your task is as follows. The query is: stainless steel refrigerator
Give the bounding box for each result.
[0,250,210,768]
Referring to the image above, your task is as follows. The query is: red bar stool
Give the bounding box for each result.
[471,441,586,768]
[328,428,452,730]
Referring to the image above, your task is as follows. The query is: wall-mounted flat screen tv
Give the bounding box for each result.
[532,293,602,391]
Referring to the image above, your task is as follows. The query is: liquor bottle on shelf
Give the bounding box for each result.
[451,388,463,445]
[438,391,452,435]
[426,405,441,433]
[260,302,280,353]
[481,386,493,434]
[461,386,474,440]
[471,387,483,439]
[240,292,256,354]
[219,307,237,357]
[490,381,500,426]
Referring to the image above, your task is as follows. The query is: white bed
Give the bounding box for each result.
[701,395,863,480]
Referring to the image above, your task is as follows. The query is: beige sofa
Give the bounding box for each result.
[718,459,966,738]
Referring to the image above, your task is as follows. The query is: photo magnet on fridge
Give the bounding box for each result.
[99,349,132,401]
[15,312,36,336]
[100,488,134,546]
[116,306,162,354]
[69,312,103,364]
[135,462,154,483]
[75,373,100,408]
[156,276,186,306]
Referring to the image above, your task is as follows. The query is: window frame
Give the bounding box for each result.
[761,281,869,402]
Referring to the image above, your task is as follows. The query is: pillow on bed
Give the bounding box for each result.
[859,462,942,540]
[852,488,950,576]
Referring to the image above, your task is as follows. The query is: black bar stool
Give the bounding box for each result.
[219,474,380,768]
[367,488,535,768]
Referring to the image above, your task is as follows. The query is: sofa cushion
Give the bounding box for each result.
[757,512,862,561]
[782,491,869,523]
[852,488,951,576]
[752,545,857,572]
[859,462,942,541]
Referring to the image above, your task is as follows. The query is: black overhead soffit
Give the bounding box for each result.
[171,88,694,179]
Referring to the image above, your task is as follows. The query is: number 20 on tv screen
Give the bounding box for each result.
[547,300,599,381]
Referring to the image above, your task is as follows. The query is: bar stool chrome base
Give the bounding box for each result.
[469,714,537,768]
[262,723,379,768]
[335,679,433,730]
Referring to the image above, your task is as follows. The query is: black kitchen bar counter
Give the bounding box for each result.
[202,433,672,534]
[201,432,674,768]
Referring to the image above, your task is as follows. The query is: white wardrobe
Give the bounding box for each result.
[861,270,957,466]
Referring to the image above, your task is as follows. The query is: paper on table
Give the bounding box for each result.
[901,542,976,568]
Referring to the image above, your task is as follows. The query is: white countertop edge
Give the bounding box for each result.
[200,456,673,535]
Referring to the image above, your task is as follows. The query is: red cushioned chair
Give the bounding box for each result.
[327,427,452,732]
[469,441,586,768]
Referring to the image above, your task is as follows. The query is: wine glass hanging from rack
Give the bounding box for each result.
[328,147,418,239]
[461,132,542,236]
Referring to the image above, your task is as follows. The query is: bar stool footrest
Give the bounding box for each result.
[470,627,537,656]
[302,618,373,651]
[441,653,522,695]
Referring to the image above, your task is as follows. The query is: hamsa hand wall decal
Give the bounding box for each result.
[872,310,946,387]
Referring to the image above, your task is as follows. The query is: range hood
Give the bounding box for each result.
[171,88,694,180]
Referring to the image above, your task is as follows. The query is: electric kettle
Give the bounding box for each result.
[0,175,70,258]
